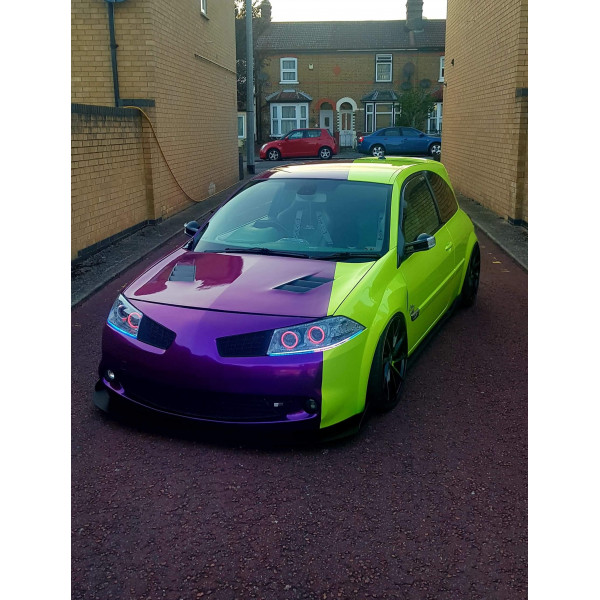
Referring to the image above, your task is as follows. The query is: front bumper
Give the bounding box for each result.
[97,301,369,433]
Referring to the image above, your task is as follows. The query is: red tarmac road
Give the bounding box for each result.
[72,230,527,600]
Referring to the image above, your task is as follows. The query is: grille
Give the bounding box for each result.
[216,330,273,357]
[122,375,313,422]
[137,316,176,350]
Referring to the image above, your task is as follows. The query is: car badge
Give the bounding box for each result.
[409,305,420,321]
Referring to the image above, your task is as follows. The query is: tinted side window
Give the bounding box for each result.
[307,130,321,138]
[287,130,304,140]
[402,175,441,242]
[426,172,458,223]
[401,127,420,137]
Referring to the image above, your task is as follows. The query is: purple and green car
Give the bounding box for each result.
[94,157,480,437]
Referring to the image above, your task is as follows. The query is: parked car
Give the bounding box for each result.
[357,127,441,158]
[94,157,479,438]
[260,128,338,161]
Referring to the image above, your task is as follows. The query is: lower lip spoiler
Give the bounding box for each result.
[92,380,362,440]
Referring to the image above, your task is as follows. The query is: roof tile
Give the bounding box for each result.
[256,20,445,52]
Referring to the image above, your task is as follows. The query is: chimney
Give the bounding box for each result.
[260,1,272,22]
[406,0,423,31]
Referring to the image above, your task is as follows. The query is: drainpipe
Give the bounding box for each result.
[105,0,122,107]
[245,0,256,174]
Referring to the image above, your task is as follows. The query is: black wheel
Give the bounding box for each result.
[367,315,408,413]
[429,143,441,158]
[318,146,332,160]
[461,243,480,307]
[267,148,281,161]
[371,144,385,157]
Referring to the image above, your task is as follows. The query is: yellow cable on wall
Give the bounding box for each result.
[123,105,202,203]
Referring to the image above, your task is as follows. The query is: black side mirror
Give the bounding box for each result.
[184,221,200,237]
[419,133,425,137]
[405,233,436,255]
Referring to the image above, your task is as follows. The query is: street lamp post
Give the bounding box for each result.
[245,0,255,174]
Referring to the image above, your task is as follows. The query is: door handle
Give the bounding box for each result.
[445,242,453,251]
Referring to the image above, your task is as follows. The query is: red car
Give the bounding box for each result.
[260,128,339,161]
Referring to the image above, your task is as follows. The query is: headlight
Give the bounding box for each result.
[260,144,267,151]
[107,294,144,339]
[267,316,364,356]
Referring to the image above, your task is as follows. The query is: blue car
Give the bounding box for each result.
[357,127,441,158]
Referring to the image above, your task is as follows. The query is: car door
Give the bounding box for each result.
[281,130,305,157]
[383,127,403,153]
[398,172,456,352]
[305,130,322,156]
[399,127,425,154]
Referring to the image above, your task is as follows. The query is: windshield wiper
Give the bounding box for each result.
[215,247,311,259]
[312,252,382,261]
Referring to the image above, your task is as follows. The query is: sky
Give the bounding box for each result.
[269,0,447,21]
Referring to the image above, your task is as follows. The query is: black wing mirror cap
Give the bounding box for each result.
[404,233,436,255]
[184,220,200,237]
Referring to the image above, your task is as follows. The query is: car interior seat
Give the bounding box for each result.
[276,184,333,247]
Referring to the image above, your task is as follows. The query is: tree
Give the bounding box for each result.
[395,87,435,131]
[235,1,271,110]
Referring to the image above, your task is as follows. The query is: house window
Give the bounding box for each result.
[376,54,392,82]
[364,102,395,132]
[439,56,445,82]
[270,103,308,136]
[427,102,443,134]
[237,114,246,139]
[280,58,298,83]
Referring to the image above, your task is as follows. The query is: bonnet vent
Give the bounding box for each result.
[168,264,196,282]
[275,275,332,293]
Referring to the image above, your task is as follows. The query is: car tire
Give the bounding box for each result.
[366,315,408,413]
[429,143,441,157]
[460,242,480,307]
[267,148,281,161]
[371,144,385,157]
[318,146,332,160]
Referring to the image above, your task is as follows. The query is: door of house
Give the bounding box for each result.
[340,109,354,147]
[319,108,334,134]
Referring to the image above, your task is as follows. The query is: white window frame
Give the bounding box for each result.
[280,58,298,84]
[427,102,443,134]
[438,56,445,82]
[270,103,308,137]
[237,114,246,139]
[364,102,396,132]
[375,54,393,83]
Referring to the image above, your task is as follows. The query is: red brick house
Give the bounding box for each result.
[255,0,445,146]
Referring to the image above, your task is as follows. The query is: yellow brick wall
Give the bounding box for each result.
[71,109,149,259]
[149,0,239,220]
[442,0,528,224]
[71,0,115,106]
[258,50,444,137]
[71,0,239,259]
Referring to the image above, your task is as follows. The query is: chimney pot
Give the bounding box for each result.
[406,0,424,31]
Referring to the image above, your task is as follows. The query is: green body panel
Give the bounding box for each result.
[318,158,477,429]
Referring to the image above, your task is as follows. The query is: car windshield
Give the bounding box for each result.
[192,178,392,261]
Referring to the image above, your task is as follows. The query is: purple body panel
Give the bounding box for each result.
[100,300,323,425]
[126,250,336,318]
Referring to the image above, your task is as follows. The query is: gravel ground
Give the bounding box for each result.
[72,230,527,600]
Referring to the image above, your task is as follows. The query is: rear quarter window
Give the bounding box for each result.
[426,171,458,223]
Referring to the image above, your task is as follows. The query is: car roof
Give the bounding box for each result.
[255,157,443,185]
